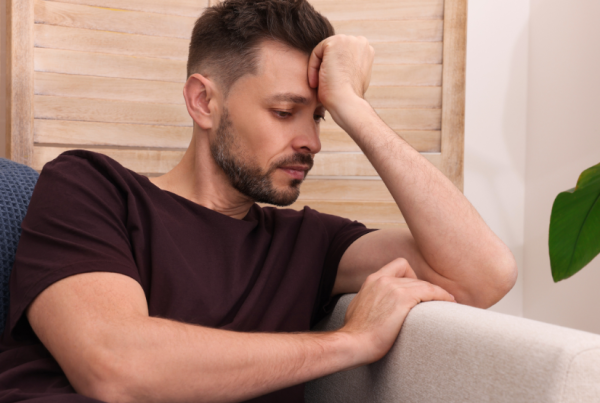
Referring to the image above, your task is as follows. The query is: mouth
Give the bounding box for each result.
[278,165,309,181]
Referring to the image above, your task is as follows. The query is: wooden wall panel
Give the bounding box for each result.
[34,48,186,82]
[51,0,208,17]
[6,0,466,229]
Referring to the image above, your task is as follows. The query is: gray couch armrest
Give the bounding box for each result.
[305,294,600,403]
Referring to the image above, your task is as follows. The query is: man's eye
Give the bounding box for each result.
[314,114,326,123]
[274,111,292,118]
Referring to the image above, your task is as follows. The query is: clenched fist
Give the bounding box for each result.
[308,35,375,114]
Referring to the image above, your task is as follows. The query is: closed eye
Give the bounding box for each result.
[273,110,292,118]
[314,114,326,123]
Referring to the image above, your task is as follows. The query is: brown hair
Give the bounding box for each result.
[187,0,335,96]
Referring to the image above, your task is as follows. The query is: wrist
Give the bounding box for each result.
[326,96,373,133]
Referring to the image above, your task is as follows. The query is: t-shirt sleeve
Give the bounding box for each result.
[7,152,141,341]
[310,210,377,328]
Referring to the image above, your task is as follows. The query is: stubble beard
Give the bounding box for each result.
[209,107,313,207]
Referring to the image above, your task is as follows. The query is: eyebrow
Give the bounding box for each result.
[267,92,309,105]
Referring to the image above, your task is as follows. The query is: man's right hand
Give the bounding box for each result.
[339,258,456,366]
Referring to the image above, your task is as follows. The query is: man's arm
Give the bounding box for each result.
[308,36,517,308]
[28,265,453,403]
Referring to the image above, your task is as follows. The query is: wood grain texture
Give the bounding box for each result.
[34,120,439,153]
[331,19,443,42]
[34,72,439,109]
[322,109,442,131]
[372,42,442,64]
[48,0,208,17]
[34,24,189,60]
[34,48,187,82]
[34,95,192,126]
[440,0,467,191]
[34,120,192,149]
[298,178,394,202]
[310,0,443,21]
[34,72,186,104]
[371,64,442,86]
[32,146,441,176]
[366,86,442,109]
[34,48,440,86]
[320,129,440,152]
[6,0,35,165]
[35,0,198,39]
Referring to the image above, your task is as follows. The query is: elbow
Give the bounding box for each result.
[73,348,141,403]
[463,247,518,310]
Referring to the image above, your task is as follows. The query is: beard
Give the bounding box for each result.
[209,107,314,207]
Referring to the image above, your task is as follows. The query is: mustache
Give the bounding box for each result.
[270,153,314,173]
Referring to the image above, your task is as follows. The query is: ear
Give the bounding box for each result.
[183,73,220,130]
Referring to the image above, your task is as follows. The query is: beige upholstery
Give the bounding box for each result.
[306,294,600,402]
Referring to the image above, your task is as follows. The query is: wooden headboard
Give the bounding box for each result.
[6,0,467,230]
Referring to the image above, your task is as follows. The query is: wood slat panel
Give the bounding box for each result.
[366,86,441,108]
[372,42,442,64]
[34,146,441,176]
[34,24,189,60]
[35,48,186,82]
[34,120,439,153]
[331,20,443,42]
[35,0,197,39]
[310,0,444,21]
[371,64,442,86]
[440,0,467,191]
[35,95,438,132]
[33,145,441,177]
[322,109,441,131]
[34,48,440,86]
[51,0,208,17]
[33,146,183,172]
[312,153,377,176]
[34,95,192,126]
[287,200,404,223]
[298,179,394,202]
[34,120,192,149]
[35,72,185,104]
[320,129,440,152]
[34,72,440,109]
[7,0,35,165]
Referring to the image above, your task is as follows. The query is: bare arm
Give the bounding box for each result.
[28,265,454,403]
[308,36,517,308]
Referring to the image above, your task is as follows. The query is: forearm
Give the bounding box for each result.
[330,98,516,306]
[87,316,358,403]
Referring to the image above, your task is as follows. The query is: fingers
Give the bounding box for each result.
[368,258,418,281]
[307,39,325,88]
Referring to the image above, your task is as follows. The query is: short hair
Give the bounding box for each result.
[187,0,335,96]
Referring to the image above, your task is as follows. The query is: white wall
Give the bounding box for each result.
[464,0,530,316]
[524,0,600,334]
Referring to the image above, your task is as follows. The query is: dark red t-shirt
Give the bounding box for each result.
[0,150,374,402]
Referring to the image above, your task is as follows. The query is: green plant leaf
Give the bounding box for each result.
[549,163,600,282]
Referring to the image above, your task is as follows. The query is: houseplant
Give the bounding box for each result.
[549,163,600,282]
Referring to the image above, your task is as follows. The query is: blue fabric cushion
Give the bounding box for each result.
[0,158,38,334]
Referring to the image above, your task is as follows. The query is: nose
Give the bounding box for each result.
[292,120,321,155]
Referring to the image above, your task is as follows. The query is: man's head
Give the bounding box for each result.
[185,0,334,206]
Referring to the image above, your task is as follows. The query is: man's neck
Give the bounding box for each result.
[149,133,254,220]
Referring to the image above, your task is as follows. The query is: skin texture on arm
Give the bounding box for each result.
[307,35,518,308]
[27,266,454,403]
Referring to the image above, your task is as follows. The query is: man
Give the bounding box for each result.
[0,0,517,402]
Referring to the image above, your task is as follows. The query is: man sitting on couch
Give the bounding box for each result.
[0,0,517,402]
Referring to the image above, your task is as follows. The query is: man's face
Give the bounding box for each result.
[209,40,325,206]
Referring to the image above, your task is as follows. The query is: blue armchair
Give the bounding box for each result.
[0,158,39,334]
